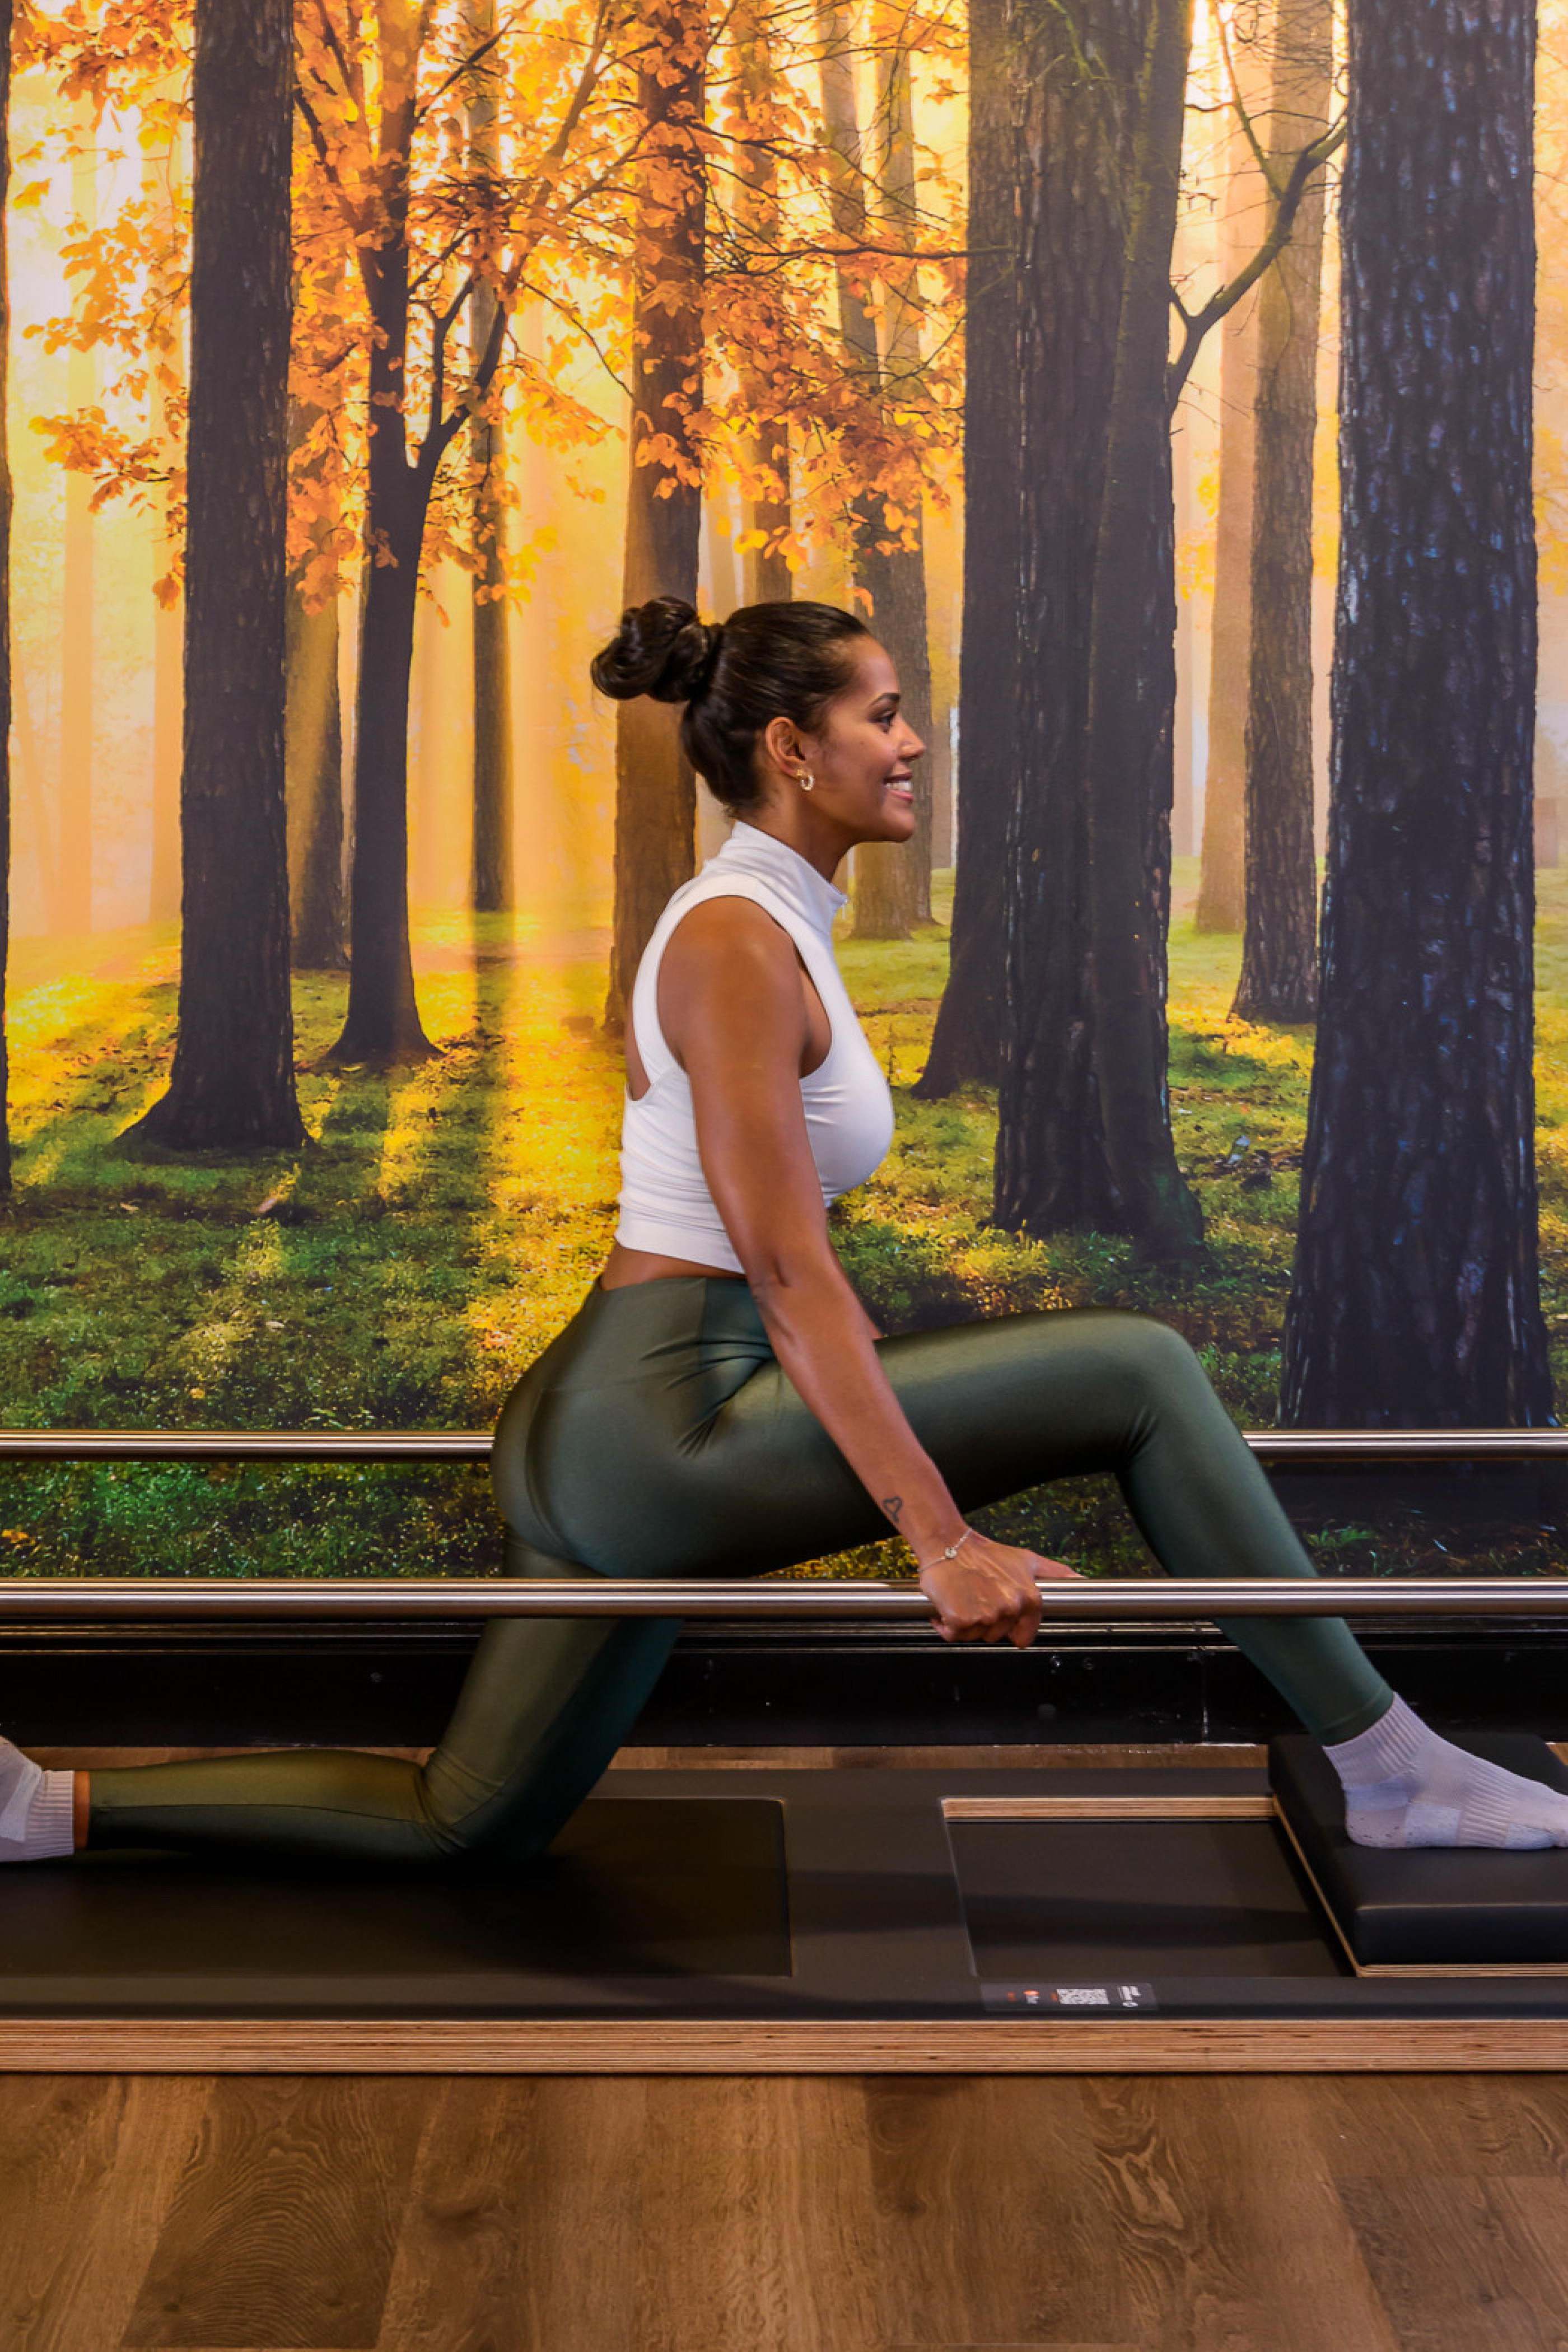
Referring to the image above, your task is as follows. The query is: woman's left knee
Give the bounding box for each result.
[1088,1310,1203,1385]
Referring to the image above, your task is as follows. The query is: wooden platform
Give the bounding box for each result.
[4,1746,1568,2071]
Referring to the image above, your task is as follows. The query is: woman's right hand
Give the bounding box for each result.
[917,1532,1081,1649]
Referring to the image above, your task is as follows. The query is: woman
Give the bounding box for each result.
[2,596,1564,1864]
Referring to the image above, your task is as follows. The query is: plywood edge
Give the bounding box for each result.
[942,1795,1273,1822]
[1,2016,1566,2073]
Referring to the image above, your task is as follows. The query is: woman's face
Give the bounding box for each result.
[771,640,926,844]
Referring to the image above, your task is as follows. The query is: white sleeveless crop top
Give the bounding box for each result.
[615,823,895,1273]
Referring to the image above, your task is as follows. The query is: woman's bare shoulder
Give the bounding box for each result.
[657,894,808,1062]
[661,892,797,977]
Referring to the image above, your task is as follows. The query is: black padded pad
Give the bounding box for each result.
[0,1797,791,1997]
[949,1818,1344,1978]
[1270,1734,1568,1968]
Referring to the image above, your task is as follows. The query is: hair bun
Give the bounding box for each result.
[590,597,723,705]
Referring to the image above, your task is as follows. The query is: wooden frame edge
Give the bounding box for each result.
[0,2017,1566,2073]
[941,1794,1273,1822]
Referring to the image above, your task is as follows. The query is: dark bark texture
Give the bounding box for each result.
[915,0,1016,1096]
[467,0,514,916]
[470,535,515,913]
[992,0,1147,1234]
[285,585,347,970]
[127,0,303,1151]
[606,0,706,1029]
[1281,0,1550,1425]
[1079,0,1202,1258]
[1231,0,1331,1025]
[148,572,181,923]
[327,0,437,1066]
[0,0,12,1190]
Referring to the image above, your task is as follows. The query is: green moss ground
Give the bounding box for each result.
[2,861,1565,1581]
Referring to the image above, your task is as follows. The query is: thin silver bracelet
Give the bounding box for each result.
[916,1525,976,1571]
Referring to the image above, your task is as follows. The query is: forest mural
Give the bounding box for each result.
[0,0,1564,1584]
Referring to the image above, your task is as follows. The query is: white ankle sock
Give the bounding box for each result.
[0,1739,75,1862]
[1325,1696,1568,1851]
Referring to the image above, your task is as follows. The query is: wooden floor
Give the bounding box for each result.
[5,2070,1568,2349]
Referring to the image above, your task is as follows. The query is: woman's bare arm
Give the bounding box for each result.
[659,898,1073,1645]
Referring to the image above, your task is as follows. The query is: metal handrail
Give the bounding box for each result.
[0,1430,491,1462]
[0,1427,1566,1463]
[0,1576,1562,1621]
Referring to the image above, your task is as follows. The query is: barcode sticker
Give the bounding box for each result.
[981,1981,1158,2014]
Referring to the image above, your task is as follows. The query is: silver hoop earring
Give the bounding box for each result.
[799,771,815,792]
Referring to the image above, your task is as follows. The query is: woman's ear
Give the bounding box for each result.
[760,713,804,779]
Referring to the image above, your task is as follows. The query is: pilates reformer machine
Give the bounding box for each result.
[2,1427,1568,2074]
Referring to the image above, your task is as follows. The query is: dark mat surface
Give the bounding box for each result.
[0,1795,792,1986]
[6,1764,1568,2022]
[949,1818,1345,1979]
[1270,1734,1568,1967]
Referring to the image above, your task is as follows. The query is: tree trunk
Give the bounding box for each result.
[734,0,791,606]
[150,554,182,923]
[332,479,431,1062]
[992,0,1147,1231]
[325,0,436,1067]
[0,0,12,1191]
[125,0,302,1151]
[1280,0,1549,1425]
[706,486,740,614]
[743,424,791,605]
[914,0,1016,1096]
[816,0,921,941]
[285,584,347,969]
[412,592,444,902]
[860,4,933,929]
[146,125,183,927]
[1171,412,1194,856]
[1080,0,1202,1258]
[58,109,95,935]
[1193,35,1267,934]
[605,0,706,1030]
[466,0,514,916]
[1231,0,1331,1025]
[851,543,932,933]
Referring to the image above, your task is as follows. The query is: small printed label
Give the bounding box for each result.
[981,1981,1158,2015]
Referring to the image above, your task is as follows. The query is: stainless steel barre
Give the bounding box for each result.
[2,1427,1568,1463]
[0,1577,1564,1621]
[0,1431,492,1462]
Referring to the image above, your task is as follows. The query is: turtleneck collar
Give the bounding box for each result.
[710,820,847,941]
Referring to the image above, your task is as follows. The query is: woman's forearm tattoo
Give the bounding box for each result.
[881,1495,903,1526]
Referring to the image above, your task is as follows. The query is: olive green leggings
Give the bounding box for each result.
[88,1279,1392,1864]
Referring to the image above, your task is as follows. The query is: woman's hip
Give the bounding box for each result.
[491,1286,1230,1578]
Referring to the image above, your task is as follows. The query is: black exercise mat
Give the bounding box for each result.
[0,1796,791,1984]
[1270,1734,1568,1967]
[949,1817,1345,1979]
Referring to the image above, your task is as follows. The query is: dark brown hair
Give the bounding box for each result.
[590,595,872,813]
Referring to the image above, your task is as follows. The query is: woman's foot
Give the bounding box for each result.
[1326,1696,1568,1850]
[0,1738,76,1861]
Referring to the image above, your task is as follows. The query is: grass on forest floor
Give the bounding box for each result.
[1,863,1566,1583]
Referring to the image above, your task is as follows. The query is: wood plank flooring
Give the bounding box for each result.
[2,2073,1567,2350]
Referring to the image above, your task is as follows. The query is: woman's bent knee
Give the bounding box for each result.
[1075,1309,1204,1387]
